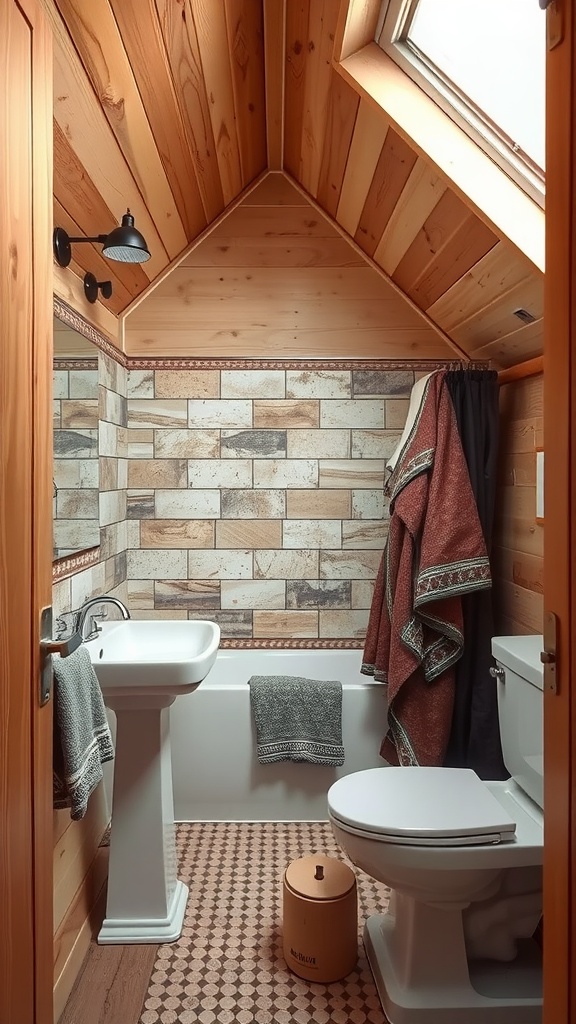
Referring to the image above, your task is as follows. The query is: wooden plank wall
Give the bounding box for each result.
[124,173,453,359]
[492,374,544,635]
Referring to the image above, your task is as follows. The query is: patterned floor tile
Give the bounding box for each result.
[139,822,389,1024]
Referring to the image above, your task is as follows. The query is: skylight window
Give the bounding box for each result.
[376,0,546,204]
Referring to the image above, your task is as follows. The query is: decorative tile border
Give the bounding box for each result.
[125,357,487,371]
[54,358,99,371]
[219,637,365,649]
[53,297,128,367]
[52,545,100,582]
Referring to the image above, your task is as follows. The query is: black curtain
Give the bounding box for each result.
[443,369,508,780]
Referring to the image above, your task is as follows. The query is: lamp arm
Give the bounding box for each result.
[66,234,108,244]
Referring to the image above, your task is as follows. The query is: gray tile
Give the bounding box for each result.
[286,580,351,609]
[126,491,155,520]
[286,369,351,398]
[221,429,286,458]
[155,580,221,610]
[353,370,414,397]
[54,429,98,458]
[127,549,188,580]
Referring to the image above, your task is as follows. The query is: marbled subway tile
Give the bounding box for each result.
[352,489,388,520]
[127,549,188,579]
[385,398,411,428]
[319,610,369,638]
[221,579,285,609]
[140,519,214,548]
[188,399,251,428]
[155,428,219,459]
[254,549,318,580]
[353,369,414,397]
[351,429,402,460]
[188,549,252,579]
[61,399,98,429]
[54,428,97,458]
[156,369,219,399]
[253,459,317,489]
[320,550,382,579]
[100,386,126,427]
[286,369,350,399]
[221,369,285,398]
[286,580,351,609]
[128,458,187,488]
[127,399,187,428]
[127,579,155,608]
[128,429,154,459]
[352,580,376,609]
[319,459,385,489]
[69,368,98,398]
[127,490,155,520]
[253,610,318,638]
[56,489,99,518]
[283,519,341,549]
[155,489,220,519]
[99,489,126,527]
[286,489,351,519]
[155,579,221,609]
[215,520,282,549]
[253,399,318,428]
[343,520,389,549]
[321,399,385,428]
[221,429,286,458]
[221,489,285,519]
[189,610,253,639]
[127,369,154,398]
[188,458,252,489]
[287,428,350,459]
[55,458,98,489]
[53,370,68,399]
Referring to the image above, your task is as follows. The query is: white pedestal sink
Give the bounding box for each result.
[85,618,220,944]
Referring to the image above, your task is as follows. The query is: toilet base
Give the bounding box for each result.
[364,913,542,1024]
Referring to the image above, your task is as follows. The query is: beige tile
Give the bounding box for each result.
[320,399,384,429]
[100,521,127,561]
[140,519,214,549]
[286,369,350,399]
[221,580,285,609]
[283,520,341,549]
[221,370,285,398]
[100,387,126,427]
[128,459,187,489]
[318,460,385,489]
[131,609,188,620]
[319,610,369,638]
[342,520,388,549]
[351,429,403,460]
[254,459,317,489]
[155,369,220,399]
[54,458,98,489]
[56,488,99,518]
[216,520,282,549]
[61,399,98,429]
[286,490,351,519]
[254,400,319,428]
[128,428,154,459]
[155,428,219,459]
[188,549,252,579]
[221,489,285,519]
[385,398,410,428]
[254,549,318,579]
[188,459,252,489]
[286,579,351,609]
[188,399,251,428]
[99,457,118,491]
[253,610,318,638]
[287,429,350,459]
[127,579,155,609]
[351,580,375,609]
[127,399,188,428]
[320,550,382,579]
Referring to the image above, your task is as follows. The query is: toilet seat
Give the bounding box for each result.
[328,767,517,847]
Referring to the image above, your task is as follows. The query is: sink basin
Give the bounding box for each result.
[85,618,220,695]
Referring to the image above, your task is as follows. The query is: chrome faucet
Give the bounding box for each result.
[75,595,130,641]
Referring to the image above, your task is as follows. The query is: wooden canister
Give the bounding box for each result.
[282,854,358,982]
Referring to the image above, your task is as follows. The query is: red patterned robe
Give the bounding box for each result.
[362,371,492,766]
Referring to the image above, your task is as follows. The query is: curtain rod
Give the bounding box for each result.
[497,356,544,385]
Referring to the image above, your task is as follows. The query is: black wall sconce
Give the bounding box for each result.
[53,209,151,268]
[83,273,112,304]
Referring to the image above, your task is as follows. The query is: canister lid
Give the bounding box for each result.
[284,855,355,900]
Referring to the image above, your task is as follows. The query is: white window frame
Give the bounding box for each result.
[375,0,545,207]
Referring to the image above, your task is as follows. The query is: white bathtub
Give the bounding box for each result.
[170,648,387,821]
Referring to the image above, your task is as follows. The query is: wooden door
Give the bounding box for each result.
[0,0,53,1022]
[543,2,575,1022]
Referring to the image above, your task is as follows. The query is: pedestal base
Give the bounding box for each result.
[364,913,542,1024]
[99,880,189,944]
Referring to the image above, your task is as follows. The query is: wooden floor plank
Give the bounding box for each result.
[58,940,158,1024]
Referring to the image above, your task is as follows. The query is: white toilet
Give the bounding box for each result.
[328,634,544,1023]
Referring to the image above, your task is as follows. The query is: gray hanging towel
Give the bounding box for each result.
[248,675,345,765]
[53,646,114,820]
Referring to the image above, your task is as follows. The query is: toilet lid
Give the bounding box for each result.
[328,767,517,846]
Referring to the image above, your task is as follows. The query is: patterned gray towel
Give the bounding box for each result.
[248,675,345,765]
[53,646,114,820]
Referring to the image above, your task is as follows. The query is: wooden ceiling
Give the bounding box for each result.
[52,0,544,367]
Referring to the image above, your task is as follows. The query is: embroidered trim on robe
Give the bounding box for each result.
[361,371,492,767]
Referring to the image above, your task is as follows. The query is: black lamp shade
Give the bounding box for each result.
[102,211,151,264]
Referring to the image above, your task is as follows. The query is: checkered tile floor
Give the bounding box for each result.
[139,821,390,1024]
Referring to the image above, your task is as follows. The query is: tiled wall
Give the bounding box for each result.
[53,351,128,626]
[124,366,414,639]
[53,359,99,557]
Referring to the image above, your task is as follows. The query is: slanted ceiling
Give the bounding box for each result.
[52,0,544,367]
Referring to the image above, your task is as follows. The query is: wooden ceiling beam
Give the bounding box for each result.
[263,0,285,168]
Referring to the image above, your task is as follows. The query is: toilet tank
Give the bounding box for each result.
[491,635,544,810]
